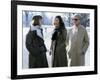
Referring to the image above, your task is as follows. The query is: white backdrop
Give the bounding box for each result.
[0,0,99,80]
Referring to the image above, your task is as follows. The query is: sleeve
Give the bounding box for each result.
[62,29,67,42]
[25,32,41,56]
[82,29,89,54]
[59,29,67,48]
[66,29,70,47]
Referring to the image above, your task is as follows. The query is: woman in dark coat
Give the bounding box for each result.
[26,15,48,68]
[50,16,68,67]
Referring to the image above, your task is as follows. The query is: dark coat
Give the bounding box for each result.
[26,30,48,68]
[50,28,68,67]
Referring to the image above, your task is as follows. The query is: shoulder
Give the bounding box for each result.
[79,25,87,32]
[26,30,37,37]
[62,28,67,33]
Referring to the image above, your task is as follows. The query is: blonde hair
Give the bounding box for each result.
[72,14,81,20]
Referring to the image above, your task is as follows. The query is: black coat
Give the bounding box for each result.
[50,28,68,67]
[26,30,48,68]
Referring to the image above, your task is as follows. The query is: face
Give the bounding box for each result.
[39,19,43,26]
[72,16,80,26]
[54,18,60,28]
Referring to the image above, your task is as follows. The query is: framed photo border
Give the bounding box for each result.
[11,0,98,79]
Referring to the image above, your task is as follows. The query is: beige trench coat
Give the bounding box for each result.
[66,25,89,66]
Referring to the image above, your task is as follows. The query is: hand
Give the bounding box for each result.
[40,46,47,53]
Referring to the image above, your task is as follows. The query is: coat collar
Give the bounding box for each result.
[30,25,43,39]
[72,25,82,34]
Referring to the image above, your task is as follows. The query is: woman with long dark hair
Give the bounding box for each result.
[50,16,68,67]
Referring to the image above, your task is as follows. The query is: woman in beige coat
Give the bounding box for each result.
[67,14,89,66]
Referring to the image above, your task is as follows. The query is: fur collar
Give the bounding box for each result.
[30,24,43,39]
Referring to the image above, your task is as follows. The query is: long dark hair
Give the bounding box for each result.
[55,16,65,29]
[52,16,65,40]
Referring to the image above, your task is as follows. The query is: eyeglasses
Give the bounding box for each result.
[72,18,79,21]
